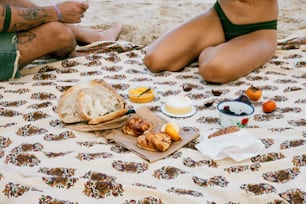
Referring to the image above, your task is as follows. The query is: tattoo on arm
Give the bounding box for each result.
[17,31,36,45]
[18,8,49,20]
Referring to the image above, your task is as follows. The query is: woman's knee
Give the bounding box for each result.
[143,50,165,73]
[198,56,232,84]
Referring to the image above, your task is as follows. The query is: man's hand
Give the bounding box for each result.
[57,1,89,23]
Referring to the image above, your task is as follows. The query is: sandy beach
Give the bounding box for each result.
[33,0,306,46]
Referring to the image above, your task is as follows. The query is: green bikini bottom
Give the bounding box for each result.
[214,1,277,41]
[0,32,20,81]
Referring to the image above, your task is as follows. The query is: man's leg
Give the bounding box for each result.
[17,22,76,67]
[6,0,122,45]
[67,24,122,44]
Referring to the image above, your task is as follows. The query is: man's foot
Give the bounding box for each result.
[76,24,122,45]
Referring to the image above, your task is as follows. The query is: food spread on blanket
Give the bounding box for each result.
[1,39,305,203]
[106,106,199,162]
[121,115,182,152]
[124,118,182,152]
[57,81,186,154]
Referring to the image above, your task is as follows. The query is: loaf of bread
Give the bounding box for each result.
[57,79,128,124]
[207,125,240,139]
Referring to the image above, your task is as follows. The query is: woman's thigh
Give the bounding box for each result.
[199,30,277,83]
[144,7,225,71]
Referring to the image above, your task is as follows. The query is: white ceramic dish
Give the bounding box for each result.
[217,100,254,128]
[161,104,196,118]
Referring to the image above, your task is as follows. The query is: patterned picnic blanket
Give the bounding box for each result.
[0,30,305,204]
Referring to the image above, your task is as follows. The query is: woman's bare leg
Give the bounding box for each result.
[17,22,76,67]
[144,8,225,73]
[198,30,277,84]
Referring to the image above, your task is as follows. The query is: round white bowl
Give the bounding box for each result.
[217,100,254,128]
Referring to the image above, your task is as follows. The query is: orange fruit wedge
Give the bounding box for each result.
[161,122,182,141]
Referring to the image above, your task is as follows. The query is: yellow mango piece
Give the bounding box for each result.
[165,123,182,141]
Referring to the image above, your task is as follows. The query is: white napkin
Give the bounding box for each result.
[196,129,264,162]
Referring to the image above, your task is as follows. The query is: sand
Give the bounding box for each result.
[33,0,306,46]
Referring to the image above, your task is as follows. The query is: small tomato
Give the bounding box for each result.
[246,85,262,101]
[263,100,277,113]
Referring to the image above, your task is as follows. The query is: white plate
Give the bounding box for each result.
[161,105,196,118]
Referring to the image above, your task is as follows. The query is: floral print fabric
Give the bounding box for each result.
[0,35,305,203]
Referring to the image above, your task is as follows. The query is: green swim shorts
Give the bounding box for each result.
[0,32,21,81]
[214,1,278,41]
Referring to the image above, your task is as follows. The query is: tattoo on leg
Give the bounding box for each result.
[18,31,36,45]
[12,23,34,32]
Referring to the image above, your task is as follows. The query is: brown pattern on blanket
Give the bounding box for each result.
[0,40,305,203]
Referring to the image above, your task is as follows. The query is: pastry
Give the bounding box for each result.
[165,96,192,115]
[136,135,157,152]
[137,132,172,152]
[122,117,152,137]
[207,125,240,139]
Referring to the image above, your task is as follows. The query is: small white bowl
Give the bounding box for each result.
[217,100,254,128]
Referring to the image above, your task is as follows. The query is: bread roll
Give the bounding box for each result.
[122,117,152,137]
[57,80,128,124]
[208,126,240,139]
[137,132,172,152]
[137,135,157,152]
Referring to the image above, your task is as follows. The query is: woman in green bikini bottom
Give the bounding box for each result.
[144,0,279,84]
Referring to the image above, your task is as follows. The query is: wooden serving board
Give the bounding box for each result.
[106,106,200,162]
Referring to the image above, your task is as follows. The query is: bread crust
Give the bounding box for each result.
[57,79,128,124]
[208,125,240,139]
[77,80,128,124]
[137,132,172,152]
[122,117,153,137]
[136,135,157,152]
[57,83,86,123]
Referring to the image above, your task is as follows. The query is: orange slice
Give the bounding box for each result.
[161,122,182,141]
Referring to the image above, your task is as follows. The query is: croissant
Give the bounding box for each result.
[122,117,152,137]
[137,135,157,152]
[208,126,240,139]
[137,132,172,152]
